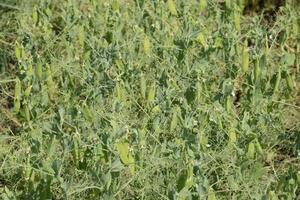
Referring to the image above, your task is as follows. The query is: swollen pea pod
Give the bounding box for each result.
[36,62,43,81]
[143,36,151,56]
[199,0,207,11]
[147,83,156,102]
[254,58,261,82]
[208,188,216,200]
[234,8,241,33]
[167,0,177,16]
[170,107,179,132]
[242,40,249,73]
[286,72,294,91]
[32,10,38,25]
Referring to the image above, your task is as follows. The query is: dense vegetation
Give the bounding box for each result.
[0,0,299,199]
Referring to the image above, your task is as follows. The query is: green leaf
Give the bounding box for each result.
[177,164,193,192]
[281,53,295,66]
[116,142,134,165]
[82,103,94,122]
[196,33,207,48]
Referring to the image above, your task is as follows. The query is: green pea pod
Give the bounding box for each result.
[228,127,237,144]
[167,0,177,16]
[24,86,32,98]
[273,70,281,94]
[140,74,146,99]
[254,59,261,82]
[15,42,23,61]
[286,73,294,91]
[242,40,249,73]
[24,103,30,121]
[247,141,255,159]
[36,63,43,81]
[170,107,178,132]
[234,9,241,33]
[143,36,151,56]
[199,0,207,11]
[147,83,156,102]
[255,139,263,155]
[46,65,56,100]
[14,78,21,113]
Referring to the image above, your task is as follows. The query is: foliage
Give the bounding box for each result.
[0,0,300,199]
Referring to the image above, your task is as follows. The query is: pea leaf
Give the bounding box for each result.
[116,142,134,165]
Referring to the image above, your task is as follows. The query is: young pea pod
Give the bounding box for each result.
[24,86,32,98]
[77,26,85,48]
[225,96,232,112]
[46,64,56,100]
[170,107,179,132]
[254,58,261,82]
[14,78,21,113]
[273,70,281,94]
[140,74,146,99]
[72,135,80,166]
[23,103,30,121]
[286,72,294,91]
[15,42,24,61]
[255,139,263,155]
[297,171,300,185]
[292,17,298,38]
[32,9,38,25]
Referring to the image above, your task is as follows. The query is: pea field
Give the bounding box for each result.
[0,0,300,199]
